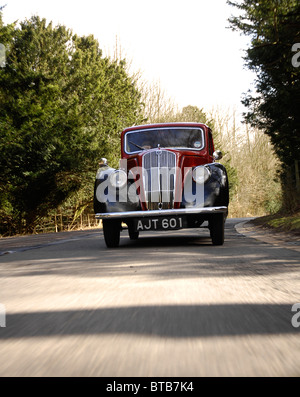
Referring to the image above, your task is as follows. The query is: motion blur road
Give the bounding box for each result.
[0,218,299,376]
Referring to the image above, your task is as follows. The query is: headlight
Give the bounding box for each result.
[192,166,211,184]
[109,170,127,188]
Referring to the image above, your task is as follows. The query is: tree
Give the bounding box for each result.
[227,0,300,210]
[140,80,178,123]
[0,15,143,234]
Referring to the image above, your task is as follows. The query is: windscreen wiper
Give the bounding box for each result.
[128,140,145,150]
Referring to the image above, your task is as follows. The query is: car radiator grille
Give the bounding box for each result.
[142,150,176,210]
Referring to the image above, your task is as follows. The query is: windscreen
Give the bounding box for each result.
[125,127,204,154]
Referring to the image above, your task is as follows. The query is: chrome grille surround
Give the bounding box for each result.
[142,149,176,210]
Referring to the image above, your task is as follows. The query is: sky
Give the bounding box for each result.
[2,0,256,120]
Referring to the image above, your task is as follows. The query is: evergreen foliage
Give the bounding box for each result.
[227,0,300,210]
[0,13,143,234]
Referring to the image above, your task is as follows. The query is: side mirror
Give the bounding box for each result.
[213,150,223,161]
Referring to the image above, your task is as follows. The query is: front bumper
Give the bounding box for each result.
[95,206,228,220]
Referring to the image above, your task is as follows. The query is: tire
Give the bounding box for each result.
[209,214,225,246]
[102,219,121,248]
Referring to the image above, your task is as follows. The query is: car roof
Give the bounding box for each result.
[122,122,209,134]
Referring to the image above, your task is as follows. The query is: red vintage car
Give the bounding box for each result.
[94,123,229,247]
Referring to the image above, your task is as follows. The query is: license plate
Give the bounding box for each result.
[134,216,185,231]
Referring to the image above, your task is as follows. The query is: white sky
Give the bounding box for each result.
[2,0,255,119]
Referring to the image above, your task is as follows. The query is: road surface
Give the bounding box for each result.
[0,218,299,376]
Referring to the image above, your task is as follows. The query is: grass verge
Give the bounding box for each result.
[251,211,300,236]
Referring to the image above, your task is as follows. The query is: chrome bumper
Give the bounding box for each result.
[95,206,228,219]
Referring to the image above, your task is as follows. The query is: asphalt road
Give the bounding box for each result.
[0,218,299,377]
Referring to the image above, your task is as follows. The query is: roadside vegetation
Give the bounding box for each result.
[251,211,300,235]
[227,0,300,232]
[0,1,299,236]
[0,11,144,235]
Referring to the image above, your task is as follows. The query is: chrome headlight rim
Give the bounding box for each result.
[109,170,128,189]
[192,165,211,184]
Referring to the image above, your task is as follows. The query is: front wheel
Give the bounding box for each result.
[209,214,225,246]
[102,219,121,248]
